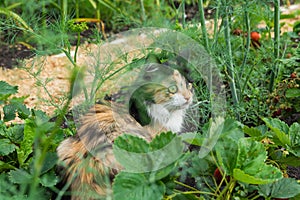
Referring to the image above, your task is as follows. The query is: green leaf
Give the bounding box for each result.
[113,172,165,200]
[0,81,18,101]
[0,161,16,171]
[233,138,282,184]
[288,122,300,156]
[9,169,32,184]
[113,133,184,173]
[114,134,149,153]
[0,139,17,156]
[0,173,20,199]
[286,88,300,98]
[219,118,244,140]
[236,138,267,172]
[243,126,263,137]
[3,104,17,122]
[17,119,35,167]
[215,138,238,175]
[258,178,300,198]
[233,166,282,184]
[263,118,291,146]
[180,132,205,146]
[150,132,176,150]
[6,124,24,143]
[32,110,50,126]
[289,123,300,146]
[278,156,300,167]
[40,170,59,187]
[40,152,58,174]
[147,163,175,182]
[198,117,226,158]
[16,103,31,119]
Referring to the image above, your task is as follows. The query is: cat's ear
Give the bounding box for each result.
[143,64,159,81]
[144,63,160,73]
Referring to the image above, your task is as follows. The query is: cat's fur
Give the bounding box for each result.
[57,64,193,199]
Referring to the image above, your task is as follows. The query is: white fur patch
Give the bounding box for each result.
[148,103,186,133]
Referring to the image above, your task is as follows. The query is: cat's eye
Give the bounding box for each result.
[187,83,192,90]
[168,85,178,94]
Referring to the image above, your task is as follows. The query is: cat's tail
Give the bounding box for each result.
[57,137,113,200]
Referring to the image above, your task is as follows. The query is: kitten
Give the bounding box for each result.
[57,64,193,200]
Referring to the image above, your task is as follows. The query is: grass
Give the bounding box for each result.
[0,0,300,199]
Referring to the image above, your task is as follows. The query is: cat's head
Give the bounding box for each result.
[129,64,193,126]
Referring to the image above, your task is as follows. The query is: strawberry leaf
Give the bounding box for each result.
[258,178,300,198]
[113,132,183,173]
[113,172,165,200]
[0,139,17,156]
[233,138,282,184]
[0,81,18,102]
[263,118,290,146]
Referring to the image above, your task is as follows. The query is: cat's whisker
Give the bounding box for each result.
[190,100,210,108]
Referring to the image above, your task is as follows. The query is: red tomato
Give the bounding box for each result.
[250,31,261,42]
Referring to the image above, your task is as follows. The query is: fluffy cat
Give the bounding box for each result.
[57,63,193,200]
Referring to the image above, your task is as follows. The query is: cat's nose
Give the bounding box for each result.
[184,96,190,102]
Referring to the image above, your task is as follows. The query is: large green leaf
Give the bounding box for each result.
[113,132,184,173]
[236,138,267,171]
[9,169,32,184]
[3,102,30,122]
[17,119,35,167]
[215,138,238,175]
[218,118,244,140]
[180,132,205,146]
[263,118,291,146]
[243,126,262,137]
[3,104,17,122]
[288,122,300,156]
[114,134,149,153]
[113,172,165,200]
[0,139,17,156]
[40,152,58,174]
[6,124,24,143]
[233,138,282,184]
[233,165,282,185]
[258,178,300,198]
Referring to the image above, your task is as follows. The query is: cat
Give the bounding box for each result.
[57,63,193,200]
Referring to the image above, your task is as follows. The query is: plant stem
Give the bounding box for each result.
[61,0,68,24]
[140,0,146,23]
[174,180,198,191]
[222,0,239,108]
[75,0,80,18]
[96,1,101,30]
[240,2,250,80]
[216,178,236,200]
[198,0,210,53]
[181,0,186,28]
[212,0,220,48]
[240,2,252,96]
[42,0,46,29]
[269,0,280,92]
[74,32,81,63]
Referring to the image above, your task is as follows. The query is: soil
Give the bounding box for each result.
[0,43,35,69]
